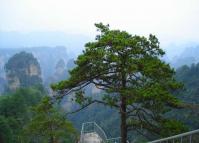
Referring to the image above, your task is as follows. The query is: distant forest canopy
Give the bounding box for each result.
[0,32,199,142]
[0,87,77,143]
[172,64,199,128]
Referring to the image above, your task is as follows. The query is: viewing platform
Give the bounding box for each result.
[79,122,199,143]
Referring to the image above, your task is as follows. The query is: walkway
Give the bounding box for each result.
[79,121,199,143]
[81,132,103,143]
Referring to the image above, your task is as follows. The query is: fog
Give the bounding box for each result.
[1,0,199,58]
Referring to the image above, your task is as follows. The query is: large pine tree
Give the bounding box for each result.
[52,23,186,142]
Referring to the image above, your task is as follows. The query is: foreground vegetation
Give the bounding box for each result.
[0,87,77,143]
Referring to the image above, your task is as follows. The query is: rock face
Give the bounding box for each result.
[26,64,40,76]
[46,59,69,87]
[7,76,20,91]
[55,59,66,76]
[0,47,71,92]
[4,52,42,91]
[0,77,6,93]
[0,47,69,82]
[50,58,75,84]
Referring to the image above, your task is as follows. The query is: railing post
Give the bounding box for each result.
[189,135,192,143]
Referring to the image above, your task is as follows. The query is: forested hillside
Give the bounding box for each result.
[167,64,199,130]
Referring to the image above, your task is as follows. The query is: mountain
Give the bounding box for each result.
[169,46,199,68]
[0,47,68,77]
[0,31,91,93]
[0,47,74,93]
[4,52,42,91]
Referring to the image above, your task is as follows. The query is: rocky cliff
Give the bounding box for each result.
[4,52,42,91]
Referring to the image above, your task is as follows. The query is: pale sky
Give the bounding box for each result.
[1,0,199,48]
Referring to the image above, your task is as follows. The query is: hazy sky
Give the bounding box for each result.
[1,0,199,48]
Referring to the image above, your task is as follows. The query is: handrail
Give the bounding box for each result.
[94,122,108,140]
[80,121,130,143]
[80,122,84,143]
[148,129,199,143]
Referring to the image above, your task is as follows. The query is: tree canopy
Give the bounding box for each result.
[52,23,186,142]
[0,87,44,143]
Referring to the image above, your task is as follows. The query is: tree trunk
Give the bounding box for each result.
[120,65,127,143]
[121,96,127,143]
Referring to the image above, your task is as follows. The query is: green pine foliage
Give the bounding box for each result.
[0,116,12,143]
[0,87,77,143]
[52,23,186,142]
[0,87,44,142]
[23,97,77,143]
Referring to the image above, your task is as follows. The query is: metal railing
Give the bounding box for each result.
[80,121,129,143]
[148,129,199,143]
[80,122,199,143]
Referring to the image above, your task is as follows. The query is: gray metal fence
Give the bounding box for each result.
[80,122,199,143]
[80,122,129,143]
[148,129,199,143]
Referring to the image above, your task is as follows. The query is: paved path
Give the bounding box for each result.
[81,132,103,143]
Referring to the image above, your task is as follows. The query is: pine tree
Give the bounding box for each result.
[52,23,186,142]
[24,97,76,143]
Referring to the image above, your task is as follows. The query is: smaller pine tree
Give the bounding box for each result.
[23,97,77,143]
